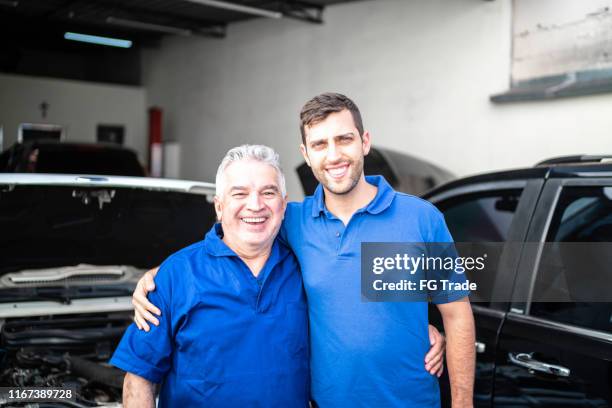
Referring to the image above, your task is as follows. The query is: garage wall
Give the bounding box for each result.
[142,0,612,198]
[0,73,148,161]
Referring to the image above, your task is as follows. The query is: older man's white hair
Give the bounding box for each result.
[215,144,287,198]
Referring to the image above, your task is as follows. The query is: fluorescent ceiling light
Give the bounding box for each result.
[184,0,282,19]
[106,16,192,36]
[64,32,132,48]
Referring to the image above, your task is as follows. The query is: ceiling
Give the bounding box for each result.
[0,0,360,84]
[1,0,360,45]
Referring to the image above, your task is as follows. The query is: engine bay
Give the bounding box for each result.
[1,312,132,407]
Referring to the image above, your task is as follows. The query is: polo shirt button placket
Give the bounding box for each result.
[335,230,344,255]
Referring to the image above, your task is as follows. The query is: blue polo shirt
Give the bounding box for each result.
[111,224,309,407]
[282,175,469,408]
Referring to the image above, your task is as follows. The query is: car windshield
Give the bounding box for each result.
[0,184,216,275]
[27,146,146,176]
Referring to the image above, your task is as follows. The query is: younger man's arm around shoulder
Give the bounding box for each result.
[123,372,156,408]
[436,297,475,408]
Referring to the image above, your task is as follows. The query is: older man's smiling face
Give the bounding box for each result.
[214,159,286,254]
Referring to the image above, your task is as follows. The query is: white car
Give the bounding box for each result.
[0,174,216,407]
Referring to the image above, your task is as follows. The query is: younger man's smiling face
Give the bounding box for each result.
[300,109,371,195]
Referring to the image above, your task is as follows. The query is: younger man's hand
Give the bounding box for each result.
[132,267,161,332]
[425,324,445,377]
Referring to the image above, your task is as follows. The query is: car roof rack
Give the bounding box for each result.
[536,155,612,166]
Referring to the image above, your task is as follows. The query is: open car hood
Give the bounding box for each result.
[0,174,217,277]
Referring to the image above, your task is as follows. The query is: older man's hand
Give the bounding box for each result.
[132,267,161,332]
[425,324,445,377]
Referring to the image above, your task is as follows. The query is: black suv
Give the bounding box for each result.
[423,156,612,407]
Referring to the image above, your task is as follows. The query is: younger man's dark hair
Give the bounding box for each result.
[299,92,364,145]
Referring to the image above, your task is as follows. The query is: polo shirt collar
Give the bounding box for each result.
[203,223,285,264]
[204,223,235,256]
[311,175,396,218]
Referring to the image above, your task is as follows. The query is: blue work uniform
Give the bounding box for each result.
[110,224,309,407]
[281,175,469,408]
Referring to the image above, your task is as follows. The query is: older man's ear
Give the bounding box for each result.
[213,196,222,222]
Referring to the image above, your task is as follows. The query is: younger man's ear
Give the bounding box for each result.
[299,144,311,167]
[361,130,372,156]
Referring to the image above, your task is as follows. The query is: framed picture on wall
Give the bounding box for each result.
[491,0,612,102]
[18,123,65,143]
[97,124,125,145]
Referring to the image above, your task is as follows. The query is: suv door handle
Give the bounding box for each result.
[508,352,570,377]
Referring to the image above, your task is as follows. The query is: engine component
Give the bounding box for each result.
[0,313,132,406]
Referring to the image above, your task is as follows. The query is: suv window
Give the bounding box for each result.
[530,186,612,333]
[436,189,523,304]
[437,190,522,242]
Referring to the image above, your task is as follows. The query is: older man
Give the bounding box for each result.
[110,145,309,407]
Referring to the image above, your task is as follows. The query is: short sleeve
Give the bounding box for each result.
[428,211,471,304]
[110,261,176,383]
